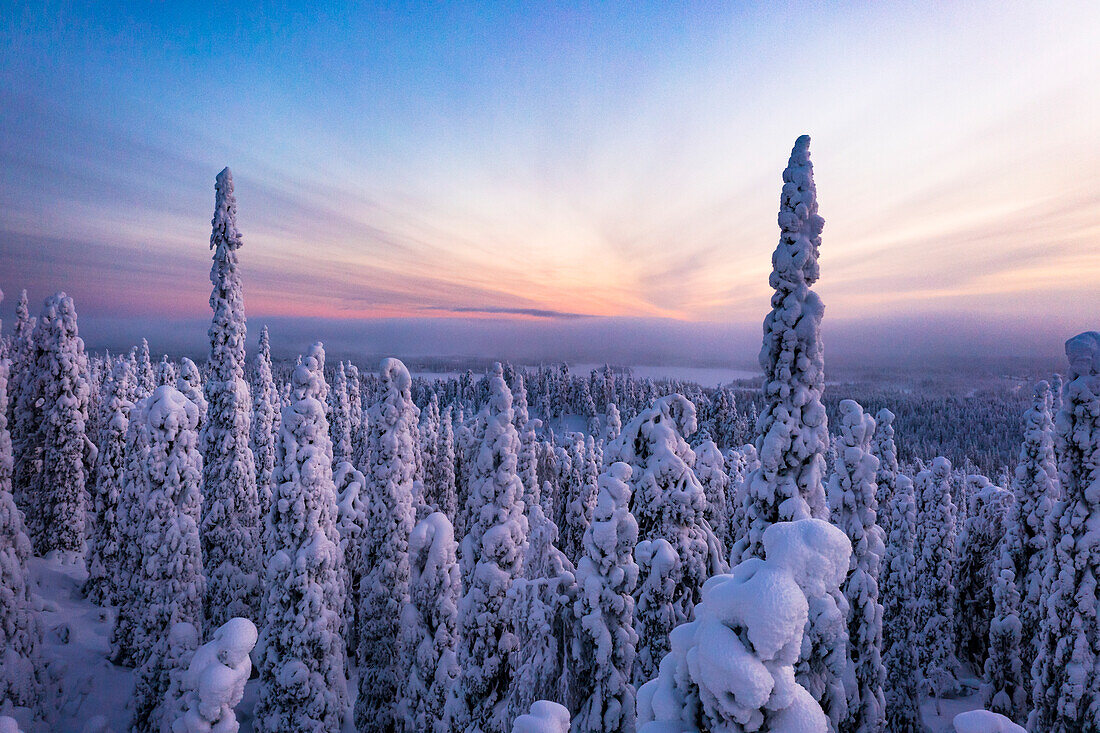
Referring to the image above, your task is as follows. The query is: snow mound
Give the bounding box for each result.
[512,700,570,733]
[953,709,1026,733]
[171,617,256,733]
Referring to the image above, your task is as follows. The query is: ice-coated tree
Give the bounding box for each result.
[632,539,680,688]
[735,135,830,565]
[8,290,38,526]
[346,362,366,466]
[83,358,135,605]
[637,519,851,733]
[1029,332,1100,733]
[256,360,348,733]
[250,326,279,522]
[356,358,418,733]
[201,167,262,629]
[448,363,529,733]
[914,457,960,699]
[176,358,207,430]
[571,461,640,733]
[954,475,1012,671]
[329,361,354,465]
[32,292,91,556]
[879,474,922,732]
[605,403,622,444]
[606,394,727,645]
[427,406,459,520]
[694,437,731,555]
[507,504,575,721]
[135,338,155,399]
[560,434,599,564]
[0,291,43,718]
[871,408,899,521]
[169,618,256,733]
[125,386,205,733]
[825,400,884,733]
[399,512,460,733]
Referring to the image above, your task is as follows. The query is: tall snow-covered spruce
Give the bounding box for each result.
[735,134,830,565]
[32,292,91,556]
[399,511,460,733]
[201,167,262,628]
[256,355,348,733]
[355,358,419,733]
[448,363,529,733]
[250,325,279,524]
[0,289,43,719]
[571,461,640,733]
[1029,332,1100,733]
[825,400,885,733]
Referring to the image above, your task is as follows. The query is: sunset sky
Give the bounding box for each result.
[2,2,1098,364]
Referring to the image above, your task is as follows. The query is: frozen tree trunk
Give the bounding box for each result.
[0,289,43,718]
[1029,332,1100,733]
[571,462,640,733]
[201,167,262,629]
[32,292,91,556]
[399,512,460,733]
[256,356,348,733]
[735,135,830,566]
[448,363,529,733]
[826,400,884,733]
[356,358,419,733]
[637,519,850,733]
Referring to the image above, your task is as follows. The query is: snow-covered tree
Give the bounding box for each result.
[202,167,262,629]
[83,358,135,605]
[513,701,570,733]
[605,403,622,444]
[256,359,348,733]
[914,457,960,699]
[871,408,898,522]
[156,354,177,387]
[32,292,91,556]
[125,386,205,733]
[329,361,354,465]
[735,134,830,565]
[606,394,727,650]
[426,406,459,521]
[8,290,38,529]
[632,539,680,688]
[560,434,599,564]
[825,400,884,733]
[0,290,43,718]
[169,618,256,733]
[333,460,366,655]
[571,461,640,733]
[637,519,851,733]
[176,358,207,430]
[983,537,1026,720]
[135,338,156,399]
[694,438,731,556]
[356,358,418,733]
[399,512,460,733]
[954,475,1012,671]
[879,474,922,732]
[250,325,279,523]
[508,504,575,721]
[346,362,366,466]
[449,363,529,733]
[1029,332,1100,733]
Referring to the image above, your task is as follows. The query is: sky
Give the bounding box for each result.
[1,1,1098,367]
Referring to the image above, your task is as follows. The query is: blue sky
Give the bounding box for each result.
[2,2,1098,363]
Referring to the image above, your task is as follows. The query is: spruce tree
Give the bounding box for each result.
[571,461,640,733]
[329,361,353,465]
[135,338,155,399]
[8,290,37,532]
[201,167,262,628]
[250,326,278,523]
[736,134,830,565]
[826,400,884,733]
[448,363,529,733]
[694,437,731,555]
[256,358,348,733]
[399,512,460,733]
[32,292,91,556]
[356,358,419,733]
[879,474,922,732]
[1029,332,1100,732]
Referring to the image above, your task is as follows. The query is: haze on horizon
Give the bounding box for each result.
[2,2,1098,369]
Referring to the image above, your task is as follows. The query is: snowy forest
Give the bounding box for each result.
[1,136,1097,733]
